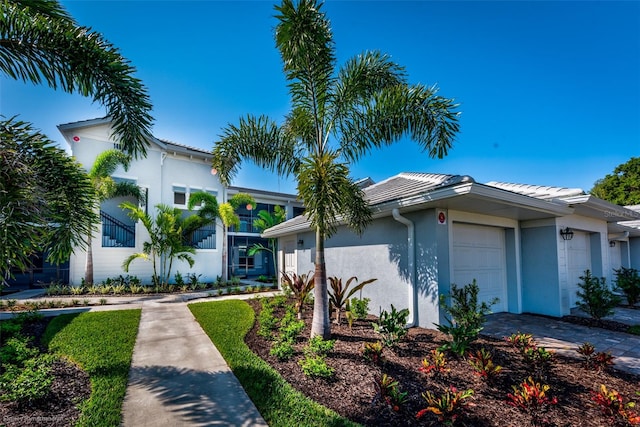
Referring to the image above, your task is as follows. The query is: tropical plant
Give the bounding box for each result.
[1,119,97,285]
[248,205,287,277]
[577,343,616,372]
[362,341,384,365]
[419,349,450,377]
[1,0,153,284]
[84,149,145,284]
[614,266,640,306]
[374,373,408,412]
[591,384,640,426]
[121,202,196,286]
[350,297,371,320]
[328,276,377,324]
[437,280,497,356]
[507,377,557,426]
[372,304,410,347]
[417,386,474,426]
[468,348,502,382]
[576,270,621,320]
[211,0,459,338]
[281,271,315,318]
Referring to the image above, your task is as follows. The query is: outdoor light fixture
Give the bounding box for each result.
[559,227,574,241]
[609,240,616,248]
[297,239,304,246]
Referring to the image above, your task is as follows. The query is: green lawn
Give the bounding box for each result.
[42,309,141,427]
[189,299,358,427]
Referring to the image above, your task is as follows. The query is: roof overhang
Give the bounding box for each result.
[263,182,574,238]
[559,195,640,223]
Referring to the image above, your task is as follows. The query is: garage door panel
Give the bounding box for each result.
[452,223,507,313]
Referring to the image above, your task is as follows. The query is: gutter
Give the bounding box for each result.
[392,208,417,328]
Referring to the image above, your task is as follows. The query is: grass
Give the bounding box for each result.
[42,309,141,427]
[629,324,640,335]
[189,299,358,427]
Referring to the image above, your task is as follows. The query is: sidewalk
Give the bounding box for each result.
[121,299,268,427]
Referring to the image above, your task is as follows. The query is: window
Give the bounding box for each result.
[173,186,186,205]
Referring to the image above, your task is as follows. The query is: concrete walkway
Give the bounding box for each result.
[121,299,267,427]
[483,312,640,376]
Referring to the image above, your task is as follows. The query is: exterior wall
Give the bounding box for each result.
[64,123,225,285]
[520,221,561,316]
[630,237,640,270]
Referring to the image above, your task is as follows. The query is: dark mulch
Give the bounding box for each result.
[0,318,91,427]
[245,299,640,427]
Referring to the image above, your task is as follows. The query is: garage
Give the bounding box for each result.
[452,223,508,313]
[567,231,592,307]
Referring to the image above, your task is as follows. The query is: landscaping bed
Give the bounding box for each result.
[245,298,640,427]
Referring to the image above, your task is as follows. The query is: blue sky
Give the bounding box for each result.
[2,0,639,195]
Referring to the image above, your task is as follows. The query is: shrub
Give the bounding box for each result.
[270,339,295,361]
[577,342,615,372]
[174,271,185,287]
[299,336,335,378]
[437,280,497,356]
[417,386,474,426]
[576,270,621,320]
[362,341,385,365]
[299,354,334,378]
[468,348,502,383]
[373,304,410,347]
[374,373,408,412]
[614,266,640,306]
[257,302,278,340]
[0,336,39,366]
[70,285,86,295]
[327,276,377,324]
[522,346,554,381]
[350,297,371,320]
[507,377,557,426]
[419,349,450,377]
[505,332,534,351]
[591,384,640,426]
[0,354,55,404]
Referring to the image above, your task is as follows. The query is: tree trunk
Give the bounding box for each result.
[221,228,228,282]
[310,228,331,339]
[84,233,93,285]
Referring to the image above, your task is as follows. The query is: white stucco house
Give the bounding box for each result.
[50,118,302,286]
[264,172,640,327]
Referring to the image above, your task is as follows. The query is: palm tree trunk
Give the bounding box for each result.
[222,228,228,282]
[84,232,94,284]
[310,228,331,339]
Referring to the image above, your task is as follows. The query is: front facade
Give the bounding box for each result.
[265,173,640,328]
[55,118,302,285]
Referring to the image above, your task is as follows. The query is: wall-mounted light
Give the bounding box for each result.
[559,227,574,241]
[609,240,616,248]
[297,239,304,246]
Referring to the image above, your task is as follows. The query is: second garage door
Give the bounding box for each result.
[452,223,507,313]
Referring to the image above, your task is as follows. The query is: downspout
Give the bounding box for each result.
[392,208,417,327]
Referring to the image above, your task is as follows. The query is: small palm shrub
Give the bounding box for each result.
[281,271,314,319]
[576,270,621,320]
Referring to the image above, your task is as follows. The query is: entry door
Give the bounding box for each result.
[452,223,507,313]
[567,231,591,307]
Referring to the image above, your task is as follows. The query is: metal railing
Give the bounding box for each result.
[188,224,216,249]
[100,211,136,248]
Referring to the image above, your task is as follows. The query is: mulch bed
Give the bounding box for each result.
[245,299,640,426]
[0,318,91,427]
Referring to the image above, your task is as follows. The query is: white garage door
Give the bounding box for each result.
[452,223,507,313]
[567,231,591,307]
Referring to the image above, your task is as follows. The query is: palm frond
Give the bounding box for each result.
[213,115,299,185]
[0,1,153,158]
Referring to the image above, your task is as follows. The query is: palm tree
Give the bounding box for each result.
[0,0,153,284]
[84,149,146,284]
[1,0,153,157]
[120,202,195,286]
[248,205,286,278]
[211,0,460,338]
[181,191,256,282]
[1,118,97,284]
